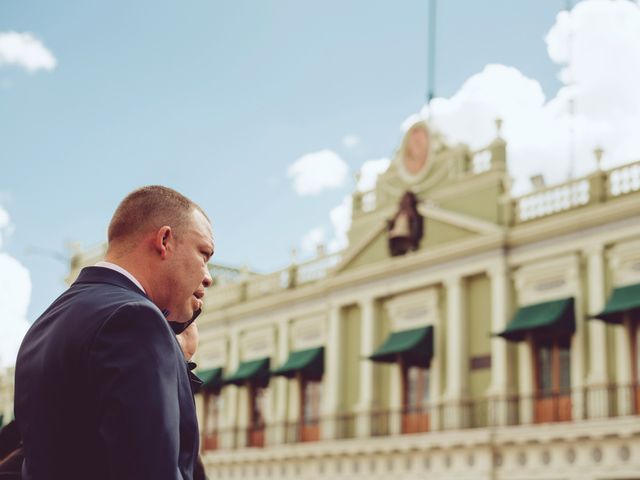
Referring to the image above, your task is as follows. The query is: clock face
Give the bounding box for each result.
[403,126,430,175]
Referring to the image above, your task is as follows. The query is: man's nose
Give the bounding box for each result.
[202,270,213,288]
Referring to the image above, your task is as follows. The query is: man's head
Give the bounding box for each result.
[106,186,214,322]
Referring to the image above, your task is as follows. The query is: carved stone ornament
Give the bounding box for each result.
[387,191,424,257]
[398,122,432,183]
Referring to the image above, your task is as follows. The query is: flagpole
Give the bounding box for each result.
[427,0,437,104]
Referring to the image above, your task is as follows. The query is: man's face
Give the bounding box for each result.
[164,209,214,323]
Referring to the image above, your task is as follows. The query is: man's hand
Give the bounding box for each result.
[176,322,199,361]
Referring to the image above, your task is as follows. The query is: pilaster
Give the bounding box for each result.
[487,261,512,425]
[584,244,610,418]
[321,304,344,440]
[356,297,377,437]
[443,275,468,429]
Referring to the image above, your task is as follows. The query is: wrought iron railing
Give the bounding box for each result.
[202,383,640,451]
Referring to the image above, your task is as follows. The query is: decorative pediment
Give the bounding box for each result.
[607,237,640,287]
[290,314,326,350]
[197,338,227,369]
[384,287,441,331]
[336,202,503,273]
[240,326,275,361]
[514,254,580,306]
[339,120,509,273]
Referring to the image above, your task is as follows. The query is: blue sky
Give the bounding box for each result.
[1,0,577,322]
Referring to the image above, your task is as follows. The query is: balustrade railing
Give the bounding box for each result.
[471,148,492,174]
[512,160,640,224]
[296,253,342,285]
[609,160,640,197]
[202,383,639,452]
[515,178,590,222]
[245,271,284,300]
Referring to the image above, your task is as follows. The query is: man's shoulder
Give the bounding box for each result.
[23,280,158,350]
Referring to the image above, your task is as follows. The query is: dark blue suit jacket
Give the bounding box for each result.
[14,267,200,480]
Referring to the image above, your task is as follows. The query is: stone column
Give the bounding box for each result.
[443,275,468,429]
[487,262,512,426]
[321,305,344,440]
[570,261,587,422]
[429,294,444,431]
[223,328,241,449]
[271,319,290,445]
[356,297,376,437]
[585,245,610,418]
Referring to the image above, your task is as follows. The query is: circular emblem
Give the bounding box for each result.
[398,122,431,183]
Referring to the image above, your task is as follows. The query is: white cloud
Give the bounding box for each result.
[0,32,57,73]
[300,226,326,255]
[317,158,389,254]
[401,0,640,194]
[0,205,31,367]
[0,206,11,249]
[342,134,361,148]
[287,149,349,196]
[357,158,390,192]
[328,195,352,253]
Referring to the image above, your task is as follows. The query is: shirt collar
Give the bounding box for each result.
[94,261,146,294]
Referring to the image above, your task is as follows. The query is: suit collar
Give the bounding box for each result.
[73,266,150,299]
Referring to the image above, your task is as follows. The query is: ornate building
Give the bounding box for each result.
[62,120,640,479]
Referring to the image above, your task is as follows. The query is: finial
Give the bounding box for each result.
[316,243,326,258]
[495,117,503,137]
[593,146,604,170]
[530,174,545,191]
[290,247,297,264]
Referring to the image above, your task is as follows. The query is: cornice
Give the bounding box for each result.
[204,232,505,323]
[202,193,640,326]
[419,204,504,234]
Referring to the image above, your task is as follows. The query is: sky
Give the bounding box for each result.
[2,0,640,366]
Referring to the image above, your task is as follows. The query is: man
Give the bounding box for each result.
[14,186,214,480]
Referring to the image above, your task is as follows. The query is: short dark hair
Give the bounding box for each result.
[107,185,207,246]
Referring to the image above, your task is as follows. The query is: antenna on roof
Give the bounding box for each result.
[427,0,437,105]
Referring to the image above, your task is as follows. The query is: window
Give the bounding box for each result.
[401,364,430,433]
[248,384,267,447]
[203,392,221,450]
[533,335,572,423]
[300,375,322,441]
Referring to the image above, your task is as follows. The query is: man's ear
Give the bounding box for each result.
[154,226,173,259]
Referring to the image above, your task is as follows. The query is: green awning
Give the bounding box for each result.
[594,283,640,324]
[272,347,324,378]
[197,367,223,391]
[370,326,433,366]
[223,358,270,386]
[498,297,575,342]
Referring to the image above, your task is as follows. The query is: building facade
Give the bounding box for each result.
[45,121,640,479]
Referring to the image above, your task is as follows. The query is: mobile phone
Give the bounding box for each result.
[165,308,202,335]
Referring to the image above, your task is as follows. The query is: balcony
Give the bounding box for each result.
[202,383,640,451]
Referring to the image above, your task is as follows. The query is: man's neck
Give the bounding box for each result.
[102,254,154,299]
